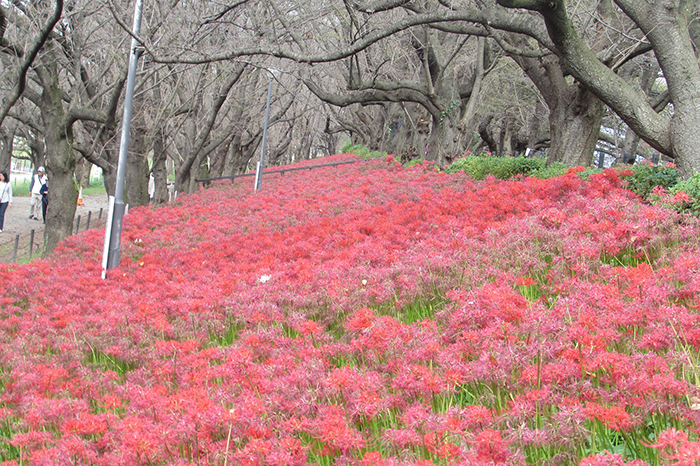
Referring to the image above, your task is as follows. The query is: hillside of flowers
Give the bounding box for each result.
[1,154,700,465]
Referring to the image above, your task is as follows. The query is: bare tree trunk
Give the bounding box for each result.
[526,100,549,151]
[22,129,46,170]
[0,123,16,173]
[478,115,498,154]
[426,110,461,164]
[499,116,514,156]
[152,128,168,206]
[36,61,78,254]
[175,64,247,192]
[125,125,150,208]
[621,61,662,164]
[75,154,91,187]
[547,85,605,167]
[512,53,604,167]
[459,36,487,135]
[189,152,208,192]
[222,135,241,177]
[621,130,640,165]
[269,125,292,165]
[210,141,229,178]
[100,135,118,197]
[322,117,339,156]
[298,125,313,161]
[384,103,433,161]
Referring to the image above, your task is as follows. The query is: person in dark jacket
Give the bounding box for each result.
[40,178,48,223]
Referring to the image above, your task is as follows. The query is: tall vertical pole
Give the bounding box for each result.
[254,74,274,192]
[102,0,144,278]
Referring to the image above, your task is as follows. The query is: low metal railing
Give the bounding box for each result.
[0,208,105,264]
[196,157,384,186]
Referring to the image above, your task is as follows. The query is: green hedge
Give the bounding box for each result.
[625,163,678,200]
[446,155,568,180]
[669,172,700,216]
[341,143,386,159]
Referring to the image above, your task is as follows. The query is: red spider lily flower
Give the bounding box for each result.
[580,452,649,465]
[584,403,634,431]
[471,428,510,463]
[359,451,390,466]
[515,276,536,287]
[650,428,700,465]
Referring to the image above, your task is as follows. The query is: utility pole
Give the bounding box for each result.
[254,68,278,192]
[102,0,144,278]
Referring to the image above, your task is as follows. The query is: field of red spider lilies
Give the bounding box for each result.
[1,154,699,465]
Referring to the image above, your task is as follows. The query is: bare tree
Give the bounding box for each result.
[494,0,700,177]
[129,0,699,175]
[0,1,141,252]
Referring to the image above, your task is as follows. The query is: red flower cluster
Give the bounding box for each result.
[0,154,698,464]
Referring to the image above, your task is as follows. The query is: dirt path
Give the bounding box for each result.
[0,193,111,262]
[2,193,111,237]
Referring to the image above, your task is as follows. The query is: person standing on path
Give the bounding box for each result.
[29,166,46,220]
[148,171,155,203]
[40,177,49,223]
[0,171,13,233]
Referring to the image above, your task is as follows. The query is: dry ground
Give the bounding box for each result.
[2,193,111,237]
[0,193,111,263]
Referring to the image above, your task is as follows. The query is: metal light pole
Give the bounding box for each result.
[254,68,278,192]
[102,0,144,278]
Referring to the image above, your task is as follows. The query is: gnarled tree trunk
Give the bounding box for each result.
[547,84,605,167]
[36,60,78,254]
[512,52,604,167]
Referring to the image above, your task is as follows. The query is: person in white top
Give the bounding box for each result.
[148,171,155,202]
[0,171,13,232]
[29,166,46,220]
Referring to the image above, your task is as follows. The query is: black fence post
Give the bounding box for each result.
[86,211,92,230]
[12,235,19,263]
[29,230,35,259]
[75,216,81,235]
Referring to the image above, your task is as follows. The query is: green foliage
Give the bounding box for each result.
[620,165,700,217]
[209,319,244,347]
[439,99,460,127]
[10,178,30,197]
[10,174,105,197]
[531,162,569,179]
[670,172,700,216]
[625,163,678,200]
[404,159,428,168]
[82,183,106,196]
[341,143,386,159]
[447,155,559,180]
[86,347,137,381]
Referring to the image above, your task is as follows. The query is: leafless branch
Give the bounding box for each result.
[110,7,554,65]
[0,0,64,128]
